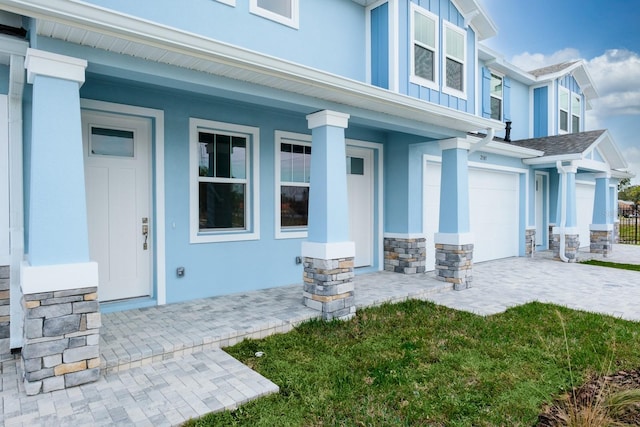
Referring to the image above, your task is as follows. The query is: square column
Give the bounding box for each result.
[302,111,355,320]
[22,49,100,395]
[590,173,613,256]
[552,164,579,262]
[434,139,473,290]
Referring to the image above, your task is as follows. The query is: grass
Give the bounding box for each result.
[185,301,640,426]
[580,259,640,272]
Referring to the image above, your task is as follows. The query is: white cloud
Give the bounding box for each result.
[622,146,640,184]
[587,50,640,118]
[510,48,581,71]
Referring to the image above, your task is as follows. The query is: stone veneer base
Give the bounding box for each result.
[0,266,9,359]
[383,237,426,274]
[590,230,613,256]
[22,286,101,395]
[552,234,580,262]
[525,229,536,257]
[435,243,473,291]
[303,257,355,321]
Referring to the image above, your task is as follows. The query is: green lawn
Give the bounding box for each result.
[581,259,640,272]
[186,301,640,426]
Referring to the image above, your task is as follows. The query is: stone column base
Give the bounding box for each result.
[22,287,101,395]
[435,244,473,291]
[590,230,613,256]
[303,257,355,321]
[614,222,620,244]
[0,266,9,359]
[383,237,426,274]
[525,229,536,257]
[552,234,579,262]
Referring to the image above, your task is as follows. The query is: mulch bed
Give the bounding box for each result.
[537,369,640,426]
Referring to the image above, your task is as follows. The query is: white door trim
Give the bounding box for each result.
[80,99,166,304]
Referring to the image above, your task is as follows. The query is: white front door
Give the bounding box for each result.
[347,147,374,268]
[82,111,152,301]
[535,174,544,246]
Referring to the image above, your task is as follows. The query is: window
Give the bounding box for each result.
[490,73,503,121]
[410,4,438,89]
[275,131,311,239]
[559,87,569,133]
[250,0,299,29]
[190,119,260,243]
[571,94,581,133]
[443,21,466,97]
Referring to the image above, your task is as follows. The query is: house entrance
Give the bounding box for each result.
[82,111,152,301]
[347,146,374,268]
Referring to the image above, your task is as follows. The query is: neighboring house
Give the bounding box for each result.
[0,0,632,394]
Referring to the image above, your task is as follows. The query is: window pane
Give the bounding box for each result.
[414,12,435,47]
[560,110,568,131]
[257,0,292,18]
[281,141,311,183]
[572,95,581,116]
[446,57,463,91]
[281,186,308,227]
[91,127,134,157]
[231,137,246,179]
[215,134,231,178]
[572,115,580,133]
[559,90,569,110]
[199,182,245,229]
[347,157,364,175]
[490,74,502,98]
[490,97,502,121]
[199,133,214,177]
[414,45,434,81]
[446,27,464,60]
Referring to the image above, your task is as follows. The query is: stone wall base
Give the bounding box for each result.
[525,229,536,257]
[552,234,579,262]
[303,257,355,321]
[590,230,613,256]
[383,237,426,274]
[435,243,473,291]
[614,222,620,244]
[22,286,101,395]
[0,266,9,360]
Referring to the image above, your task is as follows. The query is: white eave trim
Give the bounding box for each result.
[1,0,500,133]
[523,153,583,165]
[466,134,543,158]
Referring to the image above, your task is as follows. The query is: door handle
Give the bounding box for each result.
[142,217,149,250]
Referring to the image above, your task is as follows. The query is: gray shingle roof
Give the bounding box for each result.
[508,130,606,156]
[529,61,579,77]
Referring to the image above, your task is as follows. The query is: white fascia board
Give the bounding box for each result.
[451,0,497,41]
[611,169,635,179]
[595,130,627,170]
[0,34,28,57]
[522,153,583,165]
[1,0,499,134]
[466,134,544,158]
[478,44,536,85]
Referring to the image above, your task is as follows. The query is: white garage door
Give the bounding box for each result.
[576,182,595,249]
[424,162,520,271]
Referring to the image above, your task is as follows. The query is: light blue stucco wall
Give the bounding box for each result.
[533,86,548,137]
[77,77,385,303]
[505,78,530,140]
[399,0,476,114]
[81,0,366,81]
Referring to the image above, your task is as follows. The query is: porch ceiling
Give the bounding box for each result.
[0,0,502,140]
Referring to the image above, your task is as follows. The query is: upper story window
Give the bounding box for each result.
[490,73,503,121]
[250,0,299,29]
[443,21,466,98]
[190,118,260,243]
[275,131,311,239]
[559,86,570,133]
[571,94,581,133]
[410,4,438,90]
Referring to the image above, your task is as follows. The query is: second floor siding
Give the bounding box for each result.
[81,0,367,81]
[394,0,476,114]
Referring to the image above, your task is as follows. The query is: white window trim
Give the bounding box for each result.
[215,0,235,6]
[571,93,581,133]
[250,0,299,29]
[442,20,467,100]
[189,118,260,243]
[275,130,311,239]
[558,86,570,134]
[409,3,439,91]
[489,70,503,121]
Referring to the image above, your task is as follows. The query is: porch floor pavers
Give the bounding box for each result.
[1,244,639,426]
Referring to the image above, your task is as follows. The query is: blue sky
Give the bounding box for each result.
[480,0,640,184]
